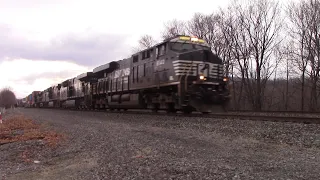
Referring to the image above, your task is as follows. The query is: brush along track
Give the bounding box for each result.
[24,107,320,124]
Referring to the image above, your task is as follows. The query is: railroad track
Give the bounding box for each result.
[19,107,320,124]
[229,110,320,114]
[205,113,320,124]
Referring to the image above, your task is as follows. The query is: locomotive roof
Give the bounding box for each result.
[169,36,210,47]
[61,79,71,87]
[76,72,96,82]
[133,35,210,54]
[93,61,119,74]
[77,72,92,80]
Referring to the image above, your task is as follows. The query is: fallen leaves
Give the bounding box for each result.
[0,115,65,147]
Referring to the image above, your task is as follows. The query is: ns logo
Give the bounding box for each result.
[114,68,130,78]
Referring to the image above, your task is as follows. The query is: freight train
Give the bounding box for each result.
[21,35,230,114]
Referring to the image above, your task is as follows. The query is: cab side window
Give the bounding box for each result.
[156,43,166,58]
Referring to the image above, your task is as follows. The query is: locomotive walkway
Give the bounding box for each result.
[1,108,320,179]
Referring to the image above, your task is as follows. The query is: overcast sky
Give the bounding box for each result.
[0,0,293,98]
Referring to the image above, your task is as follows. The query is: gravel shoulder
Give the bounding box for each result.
[1,108,320,180]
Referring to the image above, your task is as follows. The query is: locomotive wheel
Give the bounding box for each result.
[182,107,192,114]
[166,103,177,113]
[151,103,159,113]
[222,100,230,112]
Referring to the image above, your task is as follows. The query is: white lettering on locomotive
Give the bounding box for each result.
[114,68,130,78]
[123,68,130,76]
[156,59,165,66]
[114,70,121,78]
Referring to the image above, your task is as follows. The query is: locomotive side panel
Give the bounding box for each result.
[91,62,118,109]
[76,72,97,109]
[73,78,84,98]
[84,82,92,108]
[63,78,85,108]
[107,58,145,109]
[130,46,162,91]
[59,79,69,108]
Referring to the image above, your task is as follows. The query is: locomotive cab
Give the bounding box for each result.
[167,35,230,113]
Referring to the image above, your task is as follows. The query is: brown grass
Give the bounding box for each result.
[0,115,65,147]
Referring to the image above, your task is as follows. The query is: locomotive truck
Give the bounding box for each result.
[24,35,230,114]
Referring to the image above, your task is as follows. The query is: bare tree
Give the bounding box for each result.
[187,12,227,57]
[287,0,320,111]
[0,87,17,109]
[281,42,297,110]
[139,35,157,49]
[303,0,320,111]
[132,34,158,53]
[161,19,187,39]
[234,0,282,111]
[186,13,209,39]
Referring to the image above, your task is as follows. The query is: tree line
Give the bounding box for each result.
[134,0,320,112]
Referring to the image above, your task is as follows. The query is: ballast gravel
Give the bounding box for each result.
[1,108,320,180]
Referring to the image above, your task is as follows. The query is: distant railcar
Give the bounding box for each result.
[24,91,40,108]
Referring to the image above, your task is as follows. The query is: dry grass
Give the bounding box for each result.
[0,115,65,147]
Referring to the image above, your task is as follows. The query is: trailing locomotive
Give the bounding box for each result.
[23,35,230,114]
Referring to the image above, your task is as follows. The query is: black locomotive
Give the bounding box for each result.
[24,35,230,114]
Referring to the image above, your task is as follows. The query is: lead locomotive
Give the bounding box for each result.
[25,35,230,114]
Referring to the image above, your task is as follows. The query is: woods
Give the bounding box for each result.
[135,0,320,112]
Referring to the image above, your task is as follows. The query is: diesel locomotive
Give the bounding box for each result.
[23,35,230,114]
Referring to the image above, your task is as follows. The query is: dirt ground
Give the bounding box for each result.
[1,108,319,180]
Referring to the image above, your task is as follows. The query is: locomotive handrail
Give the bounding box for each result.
[184,60,194,93]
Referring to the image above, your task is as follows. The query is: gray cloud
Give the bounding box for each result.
[14,71,81,86]
[0,24,131,66]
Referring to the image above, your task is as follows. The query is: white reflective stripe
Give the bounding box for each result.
[175,70,197,73]
[172,60,202,63]
[173,64,197,67]
[176,73,197,75]
[174,67,197,70]
[172,60,223,77]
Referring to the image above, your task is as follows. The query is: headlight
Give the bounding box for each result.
[199,75,205,80]
[223,77,228,82]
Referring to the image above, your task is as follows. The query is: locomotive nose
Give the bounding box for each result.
[178,50,222,64]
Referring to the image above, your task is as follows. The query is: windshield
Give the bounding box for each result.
[170,42,210,52]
